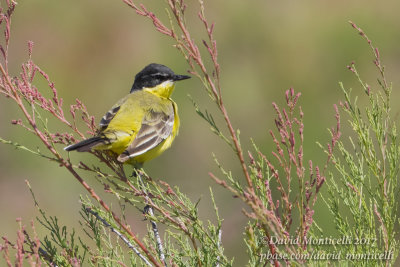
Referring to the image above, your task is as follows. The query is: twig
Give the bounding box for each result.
[147,207,166,267]
[85,207,152,267]
[126,177,206,266]
[215,228,222,267]
[137,172,167,267]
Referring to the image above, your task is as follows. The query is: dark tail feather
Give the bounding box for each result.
[64,136,104,152]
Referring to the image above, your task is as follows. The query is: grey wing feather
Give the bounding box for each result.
[99,96,129,130]
[117,106,174,162]
[99,106,121,130]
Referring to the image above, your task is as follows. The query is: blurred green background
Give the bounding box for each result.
[1,0,400,265]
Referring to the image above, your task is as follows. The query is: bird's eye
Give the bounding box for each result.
[152,73,169,80]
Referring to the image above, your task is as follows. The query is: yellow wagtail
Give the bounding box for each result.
[64,63,190,166]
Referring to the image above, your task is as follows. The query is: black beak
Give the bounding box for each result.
[173,74,191,81]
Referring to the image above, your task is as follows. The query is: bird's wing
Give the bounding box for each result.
[117,104,174,162]
[99,96,129,130]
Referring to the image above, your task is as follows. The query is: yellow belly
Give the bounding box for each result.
[128,134,175,164]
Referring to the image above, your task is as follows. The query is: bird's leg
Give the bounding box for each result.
[131,169,139,178]
[130,162,144,178]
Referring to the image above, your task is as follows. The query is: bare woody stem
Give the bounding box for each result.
[85,207,152,266]
[219,104,253,190]
[137,174,167,267]
[127,179,204,267]
[169,1,253,191]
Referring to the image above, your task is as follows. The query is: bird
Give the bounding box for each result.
[64,63,190,166]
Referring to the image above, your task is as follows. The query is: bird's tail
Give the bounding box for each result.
[64,136,105,152]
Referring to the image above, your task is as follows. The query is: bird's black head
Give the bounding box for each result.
[130,63,190,93]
